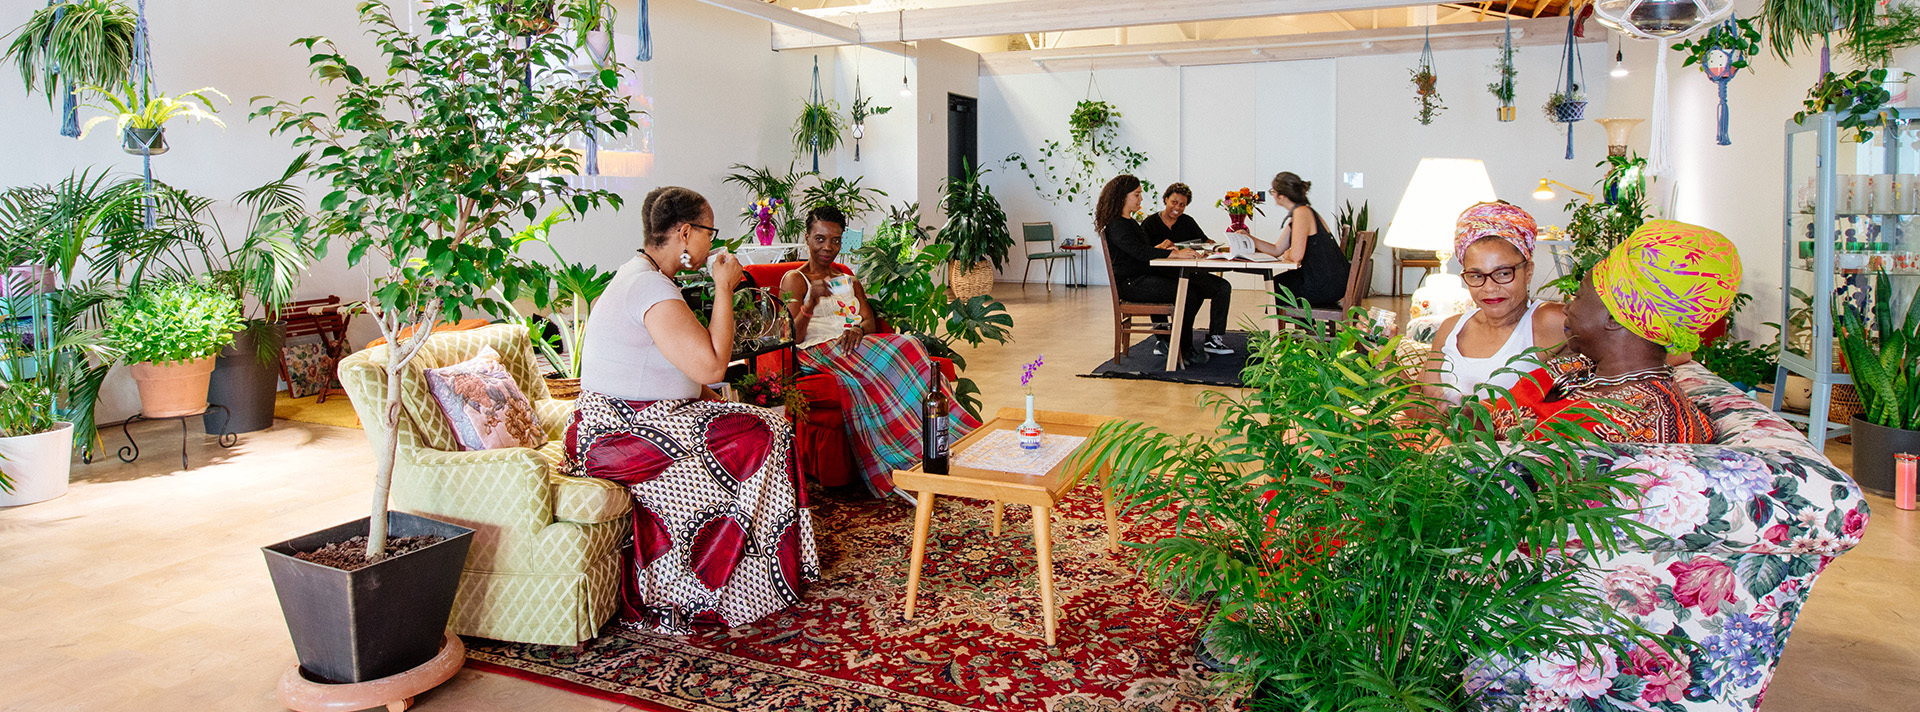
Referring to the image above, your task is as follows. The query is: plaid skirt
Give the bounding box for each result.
[797,333,980,497]
[566,391,820,634]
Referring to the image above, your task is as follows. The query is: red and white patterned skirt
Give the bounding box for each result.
[566,391,820,634]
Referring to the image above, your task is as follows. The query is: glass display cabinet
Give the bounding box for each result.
[1777,109,1920,443]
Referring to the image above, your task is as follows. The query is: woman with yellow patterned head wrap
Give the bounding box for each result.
[1484,220,1737,445]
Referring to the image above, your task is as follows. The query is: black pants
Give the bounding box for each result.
[1119,272,1232,347]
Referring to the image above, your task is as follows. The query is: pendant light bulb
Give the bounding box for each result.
[897,10,913,97]
[1611,47,1629,77]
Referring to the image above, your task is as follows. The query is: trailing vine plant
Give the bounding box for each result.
[1413,30,1443,125]
[1795,67,1894,142]
[1488,20,1517,121]
[1003,98,1151,206]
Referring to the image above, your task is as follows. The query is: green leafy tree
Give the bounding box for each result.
[253,0,635,558]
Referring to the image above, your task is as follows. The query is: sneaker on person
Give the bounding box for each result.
[1151,336,1167,355]
[1181,348,1211,368]
[1201,334,1234,355]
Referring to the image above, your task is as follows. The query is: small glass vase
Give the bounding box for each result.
[1018,393,1043,449]
[756,218,776,246]
[1228,213,1247,233]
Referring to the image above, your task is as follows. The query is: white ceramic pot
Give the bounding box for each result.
[0,421,74,507]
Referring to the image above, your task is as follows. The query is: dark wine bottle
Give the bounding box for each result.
[922,379,950,474]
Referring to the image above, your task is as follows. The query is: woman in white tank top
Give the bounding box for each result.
[1419,201,1565,404]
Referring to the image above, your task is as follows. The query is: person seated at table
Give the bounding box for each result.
[1143,182,1213,250]
[1097,174,1235,362]
[569,186,818,635]
[1486,220,1741,444]
[1231,172,1349,309]
[779,205,980,499]
[1421,201,1566,404]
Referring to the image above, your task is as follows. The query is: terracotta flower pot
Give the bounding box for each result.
[129,357,217,418]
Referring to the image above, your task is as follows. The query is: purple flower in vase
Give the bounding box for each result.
[1020,355,1045,392]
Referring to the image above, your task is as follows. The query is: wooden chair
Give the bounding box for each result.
[1391,248,1442,296]
[273,295,356,404]
[1021,222,1078,289]
[1302,229,1380,336]
[1097,235,1173,361]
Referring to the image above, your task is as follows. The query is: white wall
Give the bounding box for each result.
[914,38,983,225]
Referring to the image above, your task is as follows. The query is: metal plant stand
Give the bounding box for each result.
[118,405,239,469]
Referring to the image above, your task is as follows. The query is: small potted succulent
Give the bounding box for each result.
[104,278,244,418]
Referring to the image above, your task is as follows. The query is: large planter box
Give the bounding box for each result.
[1851,416,1920,497]
[261,511,474,683]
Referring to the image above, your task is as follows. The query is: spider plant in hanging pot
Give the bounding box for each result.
[0,0,139,109]
[793,98,845,167]
[76,81,228,156]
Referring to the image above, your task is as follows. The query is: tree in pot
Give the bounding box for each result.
[251,0,634,684]
[1836,272,1920,496]
[1070,309,1658,709]
[104,278,244,418]
[934,161,1013,300]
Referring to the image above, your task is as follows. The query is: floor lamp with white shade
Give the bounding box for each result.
[1385,158,1498,319]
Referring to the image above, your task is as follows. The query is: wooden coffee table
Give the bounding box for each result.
[893,408,1118,645]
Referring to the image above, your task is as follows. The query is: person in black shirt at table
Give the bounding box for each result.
[1232,171,1349,308]
[1096,174,1236,364]
[1142,183,1214,250]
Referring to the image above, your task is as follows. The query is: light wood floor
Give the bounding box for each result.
[1,284,1912,711]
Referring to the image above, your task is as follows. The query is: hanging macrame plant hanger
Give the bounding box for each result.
[809,55,825,172]
[1702,14,1746,146]
[129,0,158,228]
[1553,13,1588,160]
[1496,19,1516,122]
[1414,27,1441,125]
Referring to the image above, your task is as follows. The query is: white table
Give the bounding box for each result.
[1148,257,1299,371]
[736,242,803,265]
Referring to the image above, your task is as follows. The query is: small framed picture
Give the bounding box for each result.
[1255,191,1267,202]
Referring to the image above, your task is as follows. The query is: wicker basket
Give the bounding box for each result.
[545,376,582,400]
[948,259,995,300]
[1829,383,1862,425]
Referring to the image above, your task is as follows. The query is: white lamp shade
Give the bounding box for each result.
[1383,158,1497,253]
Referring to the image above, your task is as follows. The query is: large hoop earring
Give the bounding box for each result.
[680,251,694,269]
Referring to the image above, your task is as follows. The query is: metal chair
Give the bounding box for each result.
[1021,222,1078,289]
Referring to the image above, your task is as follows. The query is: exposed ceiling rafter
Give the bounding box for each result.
[688,0,916,56]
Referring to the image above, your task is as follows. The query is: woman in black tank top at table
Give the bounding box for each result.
[1231,172,1349,308]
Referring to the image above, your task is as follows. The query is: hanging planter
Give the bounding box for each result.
[122,126,166,155]
[1795,67,1895,143]
[848,79,891,163]
[1489,19,1518,122]
[1411,29,1444,125]
[792,56,844,172]
[1549,13,1587,159]
[1674,14,1761,146]
[0,0,141,137]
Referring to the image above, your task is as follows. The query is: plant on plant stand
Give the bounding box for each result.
[1836,272,1920,496]
[935,161,1014,300]
[76,80,228,155]
[103,277,244,418]
[852,203,1013,418]
[1069,306,1656,710]
[1,0,139,133]
[252,0,634,685]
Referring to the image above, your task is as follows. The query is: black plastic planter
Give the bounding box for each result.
[206,325,285,435]
[262,511,473,684]
[1852,416,1920,497]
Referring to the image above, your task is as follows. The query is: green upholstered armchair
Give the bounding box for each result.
[337,324,628,646]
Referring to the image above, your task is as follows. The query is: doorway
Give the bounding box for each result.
[948,93,978,179]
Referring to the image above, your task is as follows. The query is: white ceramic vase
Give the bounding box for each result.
[0,421,74,507]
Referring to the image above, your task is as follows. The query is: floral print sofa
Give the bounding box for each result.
[1471,363,1868,712]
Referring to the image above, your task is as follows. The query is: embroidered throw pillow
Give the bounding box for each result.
[422,346,545,451]
[283,341,335,398]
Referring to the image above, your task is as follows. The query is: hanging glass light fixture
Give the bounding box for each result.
[1591,0,1733,40]
[1611,38,1629,77]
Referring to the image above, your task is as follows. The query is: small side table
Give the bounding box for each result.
[1060,243,1093,288]
[119,405,239,469]
[893,408,1117,645]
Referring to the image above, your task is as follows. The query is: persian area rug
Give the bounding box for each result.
[463,488,1241,711]
[1079,332,1252,388]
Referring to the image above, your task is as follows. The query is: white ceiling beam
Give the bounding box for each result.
[772,0,1444,50]
[687,0,915,56]
[983,15,1589,75]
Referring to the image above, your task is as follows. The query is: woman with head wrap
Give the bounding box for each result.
[1486,220,1742,444]
[1422,201,1567,404]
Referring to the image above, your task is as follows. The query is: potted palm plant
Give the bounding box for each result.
[1837,272,1920,496]
[104,278,244,418]
[934,161,1014,300]
[490,209,613,399]
[252,0,634,685]
[1071,309,1652,708]
[1,0,139,127]
[76,80,228,155]
[0,264,114,506]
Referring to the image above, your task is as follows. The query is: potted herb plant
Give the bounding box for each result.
[1837,272,1920,496]
[104,278,244,418]
[76,80,228,155]
[934,161,1014,300]
[1071,309,1649,709]
[1,0,138,123]
[251,0,634,685]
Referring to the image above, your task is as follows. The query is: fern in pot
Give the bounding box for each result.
[934,161,1014,300]
[105,278,243,418]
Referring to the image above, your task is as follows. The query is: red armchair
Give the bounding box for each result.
[741,261,956,488]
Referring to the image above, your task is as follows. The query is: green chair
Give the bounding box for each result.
[1021,222,1077,289]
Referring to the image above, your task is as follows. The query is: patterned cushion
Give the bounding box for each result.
[283,341,335,398]
[422,346,545,451]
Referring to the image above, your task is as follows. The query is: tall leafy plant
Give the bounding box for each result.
[934,161,1014,271]
[254,0,634,558]
[852,204,1012,417]
[1071,308,1653,710]
[798,175,886,224]
[1837,273,1920,430]
[1761,0,1878,63]
[2,0,138,106]
[488,209,613,380]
